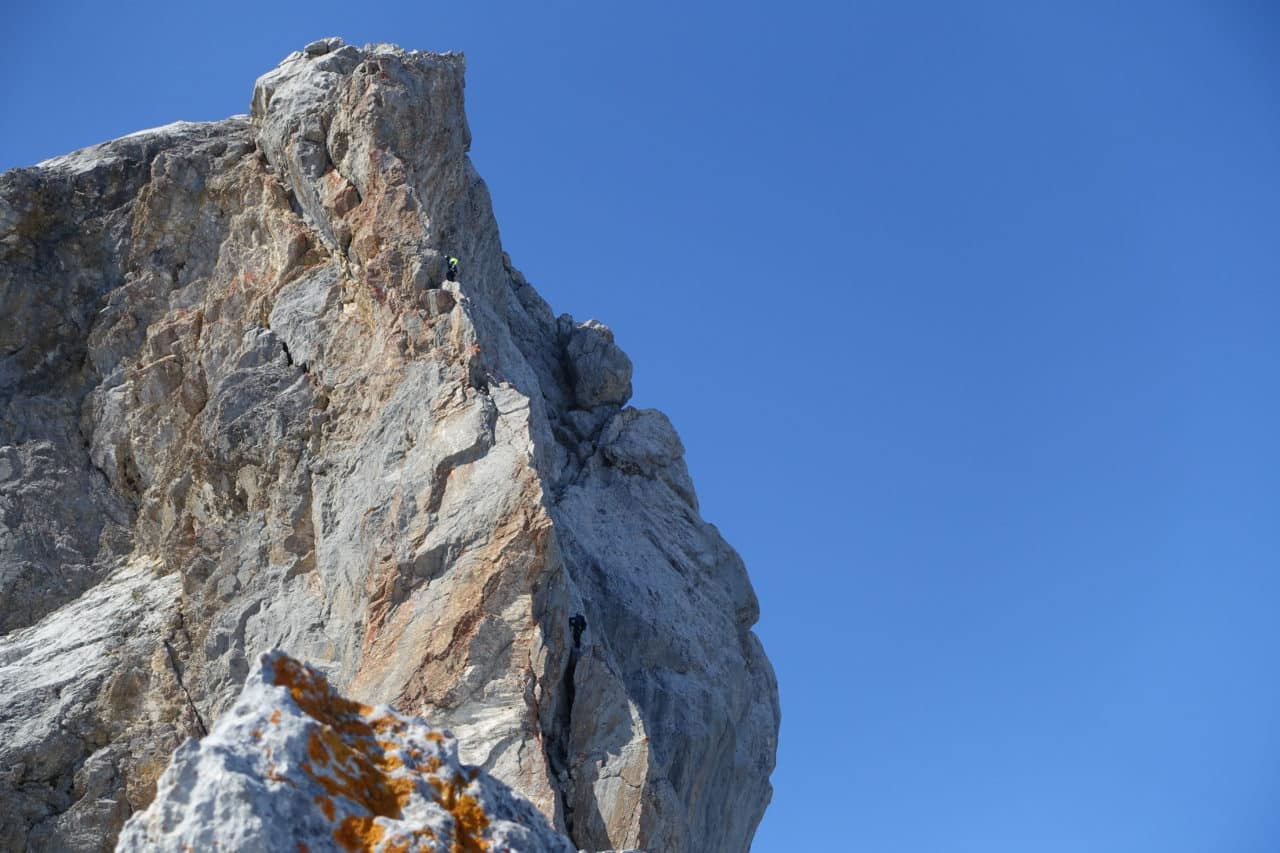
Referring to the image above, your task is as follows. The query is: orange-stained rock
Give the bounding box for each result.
[116,651,576,853]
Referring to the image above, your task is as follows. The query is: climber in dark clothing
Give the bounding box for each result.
[569,613,586,649]
[446,256,459,282]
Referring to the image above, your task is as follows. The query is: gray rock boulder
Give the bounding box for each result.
[566,320,633,409]
[116,650,577,852]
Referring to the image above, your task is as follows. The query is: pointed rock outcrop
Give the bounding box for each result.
[116,650,577,852]
[0,39,778,853]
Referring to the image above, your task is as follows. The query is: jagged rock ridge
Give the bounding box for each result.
[0,37,779,852]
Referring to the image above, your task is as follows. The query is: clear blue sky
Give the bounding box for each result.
[5,2,1279,850]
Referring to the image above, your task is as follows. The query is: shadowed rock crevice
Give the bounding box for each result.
[547,639,582,838]
[161,638,208,738]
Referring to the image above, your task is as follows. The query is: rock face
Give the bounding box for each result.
[116,650,577,852]
[0,39,778,853]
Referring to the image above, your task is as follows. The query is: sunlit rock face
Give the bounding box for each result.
[0,37,778,853]
[116,650,577,853]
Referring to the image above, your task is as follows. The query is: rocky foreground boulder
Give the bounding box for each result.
[116,650,577,852]
[0,38,778,852]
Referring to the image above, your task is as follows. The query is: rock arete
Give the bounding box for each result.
[0,38,779,852]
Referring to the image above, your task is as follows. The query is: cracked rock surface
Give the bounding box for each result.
[0,38,778,853]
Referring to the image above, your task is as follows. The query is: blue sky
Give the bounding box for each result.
[5,2,1280,850]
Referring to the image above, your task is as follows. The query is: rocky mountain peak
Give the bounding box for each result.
[0,39,778,852]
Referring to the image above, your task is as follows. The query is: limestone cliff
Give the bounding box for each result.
[0,38,779,852]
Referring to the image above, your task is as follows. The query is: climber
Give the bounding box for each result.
[446,255,459,282]
[569,613,586,649]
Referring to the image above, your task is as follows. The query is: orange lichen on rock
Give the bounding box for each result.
[429,774,490,853]
[380,826,439,853]
[304,726,417,818]
[308,730,331,763]
[335,815,386,852]
[265,764,296,786]
[271,656,374,733]
[316,794,337,821]
[267,654,491,852]
[371,714,409,735]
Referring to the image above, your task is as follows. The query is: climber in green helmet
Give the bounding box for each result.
[446,255,459,282]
